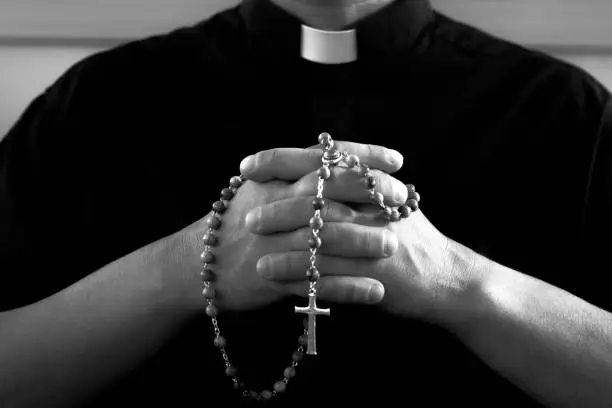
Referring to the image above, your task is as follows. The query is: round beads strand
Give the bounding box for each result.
[200,132,421,401]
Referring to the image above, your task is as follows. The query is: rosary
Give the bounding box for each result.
[199,133,421,400]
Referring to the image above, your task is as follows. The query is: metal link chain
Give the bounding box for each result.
[199,133,421,401]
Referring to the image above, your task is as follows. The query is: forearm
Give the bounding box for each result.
[453,251,612,408]
[0,234,201,408]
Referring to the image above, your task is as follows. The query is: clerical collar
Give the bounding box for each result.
[238,0,435,65]
[301,25,357,64]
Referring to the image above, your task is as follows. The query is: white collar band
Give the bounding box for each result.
[301,24,358,64]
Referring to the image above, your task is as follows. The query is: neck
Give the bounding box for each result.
[270,0,397,30]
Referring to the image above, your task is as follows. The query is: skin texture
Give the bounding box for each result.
[271,0,396,30]
[0,141,403,407]
[248,147,612,408]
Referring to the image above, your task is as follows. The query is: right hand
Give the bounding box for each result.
[165,142,409,313]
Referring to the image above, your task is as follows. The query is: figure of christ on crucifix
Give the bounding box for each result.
[295,293,330,355]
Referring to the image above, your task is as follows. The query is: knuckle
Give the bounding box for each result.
[348,284,360,303]
[307,148,322,161]
[321,197,332,220]
[321,223,338,245]
[253,150,266,170]
[371,170,387,193]
[335,201,356,222]
[266,201,280,221]
[366,143,377,157]
[256,148,278,169]
[369,229,386,255]
[267,148,279,165]
[293,228,309,250]
[357,227,376,253]
[372,171,384,186]
[281,253,296,274]
[292,176,312,197]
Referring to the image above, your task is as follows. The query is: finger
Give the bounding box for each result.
[240,141,403,182]
[240,148,322,182]
[307,141,404,173]
[290,167,408,207]
[245,196,383,234]
[264,223,398,258]
[257,252,383,281]
[282,276,385,305]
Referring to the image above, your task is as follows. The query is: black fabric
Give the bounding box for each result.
[1,0,611,406]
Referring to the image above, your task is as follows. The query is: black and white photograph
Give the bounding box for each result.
[1,0,611,406]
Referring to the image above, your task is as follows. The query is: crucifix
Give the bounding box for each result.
[295,292,330,355]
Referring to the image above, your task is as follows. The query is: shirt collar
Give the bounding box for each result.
[238,0,435,65]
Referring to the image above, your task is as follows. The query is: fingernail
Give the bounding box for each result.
[240,155,254,173]
[387,149,403,167]
[394,187,402,204]
[383,230,398,256]
[367,282,385,304]
[256,256,273,279]
[245,207,261,232]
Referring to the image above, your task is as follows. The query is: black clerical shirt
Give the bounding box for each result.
[1,0,611,406]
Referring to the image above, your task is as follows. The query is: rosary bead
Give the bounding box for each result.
[382,206,393,220]
[366,176,377,189]
[214,336,227,348]
[398,205,411,219]
[284,367,296,379]
[361,164,371,177]
[406,184,416,194]
[200,251,215,264]
[309,215,324,230]
[406,198,419,212]
[306,267,320,282]
[207,215,222,230]
[390,208,401,222]
[274,381,287,393]
[372,192,385,207]
[317,166,331,180]
[249,390,259,399]
[298,334,308,346]
[346,154,360,168]
[308,236,322,249]
[234,381,245,391]
[318,132,333,148]
[200,268,216,282]
[303,318,309,329]
[261,390,273,400]
[203,233,218,246]
[205,304,218,317]
[409,191,421,202]
[203,285,216,299]
[212,200,227,213]
[292,351,304,362]
[225,365,237,377]
[312,197,325,210]
[220,188,234,200]
[229,176,243,188]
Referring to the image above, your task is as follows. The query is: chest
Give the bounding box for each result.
[96,64,587,281]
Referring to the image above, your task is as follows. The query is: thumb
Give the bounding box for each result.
[285,276,385,305]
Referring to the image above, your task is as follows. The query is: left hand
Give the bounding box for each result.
[249,195,482,328]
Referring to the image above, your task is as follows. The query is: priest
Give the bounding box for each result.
[0,0,611,407]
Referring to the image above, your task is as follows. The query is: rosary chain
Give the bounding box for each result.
[199,133,421,401]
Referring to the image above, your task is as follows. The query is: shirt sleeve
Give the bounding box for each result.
[579,89,612,312]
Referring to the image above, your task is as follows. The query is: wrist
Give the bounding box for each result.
[432,239,492,336]
[149,229,206,318]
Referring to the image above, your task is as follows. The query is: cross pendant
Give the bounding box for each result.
[295,293,330,355]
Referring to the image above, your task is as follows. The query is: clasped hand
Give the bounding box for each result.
[178,141,479,328]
